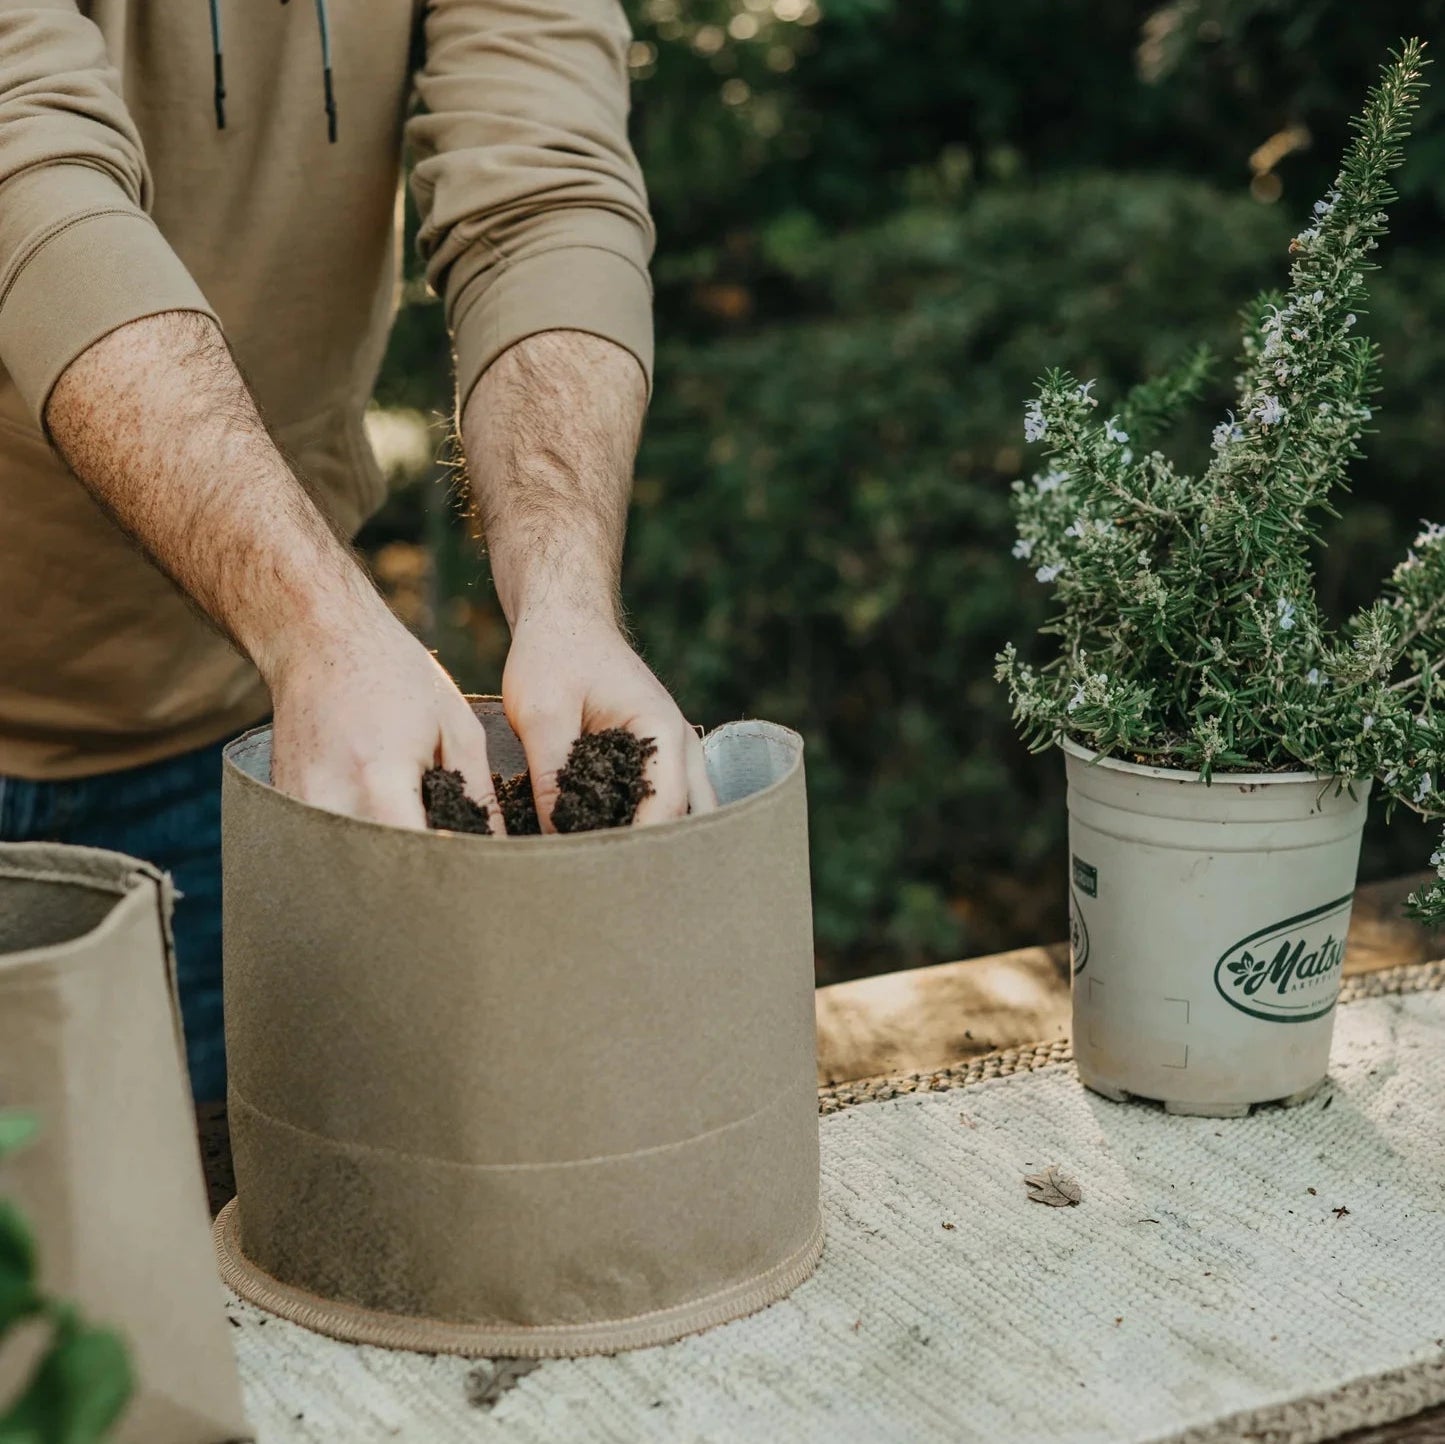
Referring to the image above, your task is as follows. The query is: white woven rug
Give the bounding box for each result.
[228,966,1445,1444]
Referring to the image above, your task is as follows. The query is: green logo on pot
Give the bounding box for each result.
[1069,889,1089,976]
[1213,896,1352,1023]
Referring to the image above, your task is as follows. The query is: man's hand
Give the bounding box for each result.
[268,613,502,832]
[464,330,716,831]
[46,311,498,828]
[504,608,713,831]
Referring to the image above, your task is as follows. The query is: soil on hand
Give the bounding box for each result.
[421,767,492,835]
[423,730,657,836]
[552,728,657,832]
[493,769,541,836]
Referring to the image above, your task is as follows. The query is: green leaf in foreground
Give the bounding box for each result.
[0,1307,133,1444]
[0,1202,40,1334]
[0,1118,38,1162]
[0,1116,135,1443]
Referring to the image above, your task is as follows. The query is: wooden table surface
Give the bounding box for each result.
[814,873,1444,1443]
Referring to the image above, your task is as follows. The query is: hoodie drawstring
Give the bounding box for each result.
[208,0,226,130]
[209,0,337,143]
[313,0,339,145]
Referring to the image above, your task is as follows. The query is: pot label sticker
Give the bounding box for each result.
[1214,895,1353,1023]
[1069,889,1090,976]
[1072,855,1098,898]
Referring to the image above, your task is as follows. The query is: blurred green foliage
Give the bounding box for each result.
[370,0,1445,977]
[0,1115,132,1444]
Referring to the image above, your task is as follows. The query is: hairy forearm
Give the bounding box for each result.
[461,330,647,628]
[465,331,707,826]
[45,311,388,682]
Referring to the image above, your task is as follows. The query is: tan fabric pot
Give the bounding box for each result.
[0,843,250,1443]
[215,703,822,1357]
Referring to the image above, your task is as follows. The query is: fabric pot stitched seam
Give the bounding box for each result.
[226,1083,796,1172]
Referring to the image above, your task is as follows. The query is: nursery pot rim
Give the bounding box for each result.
[1060,736,1348,790]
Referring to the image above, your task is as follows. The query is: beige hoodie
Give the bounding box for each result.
[0,0,654,779]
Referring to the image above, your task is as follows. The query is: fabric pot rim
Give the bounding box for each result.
[1060,735,1346,789]
[0,847,170,970]
[224,704,804,849]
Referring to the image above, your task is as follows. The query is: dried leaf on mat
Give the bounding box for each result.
[466,1359,541,1410]
[1024,1165,1082,1208]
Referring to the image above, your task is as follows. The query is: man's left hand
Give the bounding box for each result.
[503,606,716,832]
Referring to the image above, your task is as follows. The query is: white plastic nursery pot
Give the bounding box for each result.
[1064,740,1370,1117]
[214,701,823,1357]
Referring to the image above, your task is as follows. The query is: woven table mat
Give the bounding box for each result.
[230,960,1445,1444]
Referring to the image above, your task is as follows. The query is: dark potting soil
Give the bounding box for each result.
[422,729,656,837]
[551,728,658,833]
[421,766,493,835]
[493,768,541,836]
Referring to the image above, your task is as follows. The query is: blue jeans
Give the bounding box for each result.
[0,738,229,1103]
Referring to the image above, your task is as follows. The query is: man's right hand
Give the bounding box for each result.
[265,613,502,832]
[46,310,499,831]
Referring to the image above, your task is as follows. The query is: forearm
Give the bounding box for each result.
[461,330,646,628]
[44,311,389,683]
[462,329,710,825]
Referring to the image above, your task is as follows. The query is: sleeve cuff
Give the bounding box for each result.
[450,243,654,413]
[0,205,217,427]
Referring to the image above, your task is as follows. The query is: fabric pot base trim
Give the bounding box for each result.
[214,1201,825,1357]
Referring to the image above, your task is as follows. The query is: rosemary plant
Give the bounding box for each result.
[996,41,1445,921]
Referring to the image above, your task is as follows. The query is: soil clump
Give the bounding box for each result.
[422,729,657,836]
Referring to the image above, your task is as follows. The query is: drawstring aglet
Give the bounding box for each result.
[213,53,226,130]
[209,0,226,130]
[314,0,338,143]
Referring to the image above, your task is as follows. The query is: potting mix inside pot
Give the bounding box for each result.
[215,701,822,1357]
[1064,743,1370,1117]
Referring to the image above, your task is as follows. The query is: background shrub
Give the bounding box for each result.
[367,0,1445,980]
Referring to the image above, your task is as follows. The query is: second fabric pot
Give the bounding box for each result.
[215,704,822,1356]
[0,843,250,1444]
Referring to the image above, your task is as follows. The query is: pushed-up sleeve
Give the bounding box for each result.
[407,0,655,410]
[0,2,215,424]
